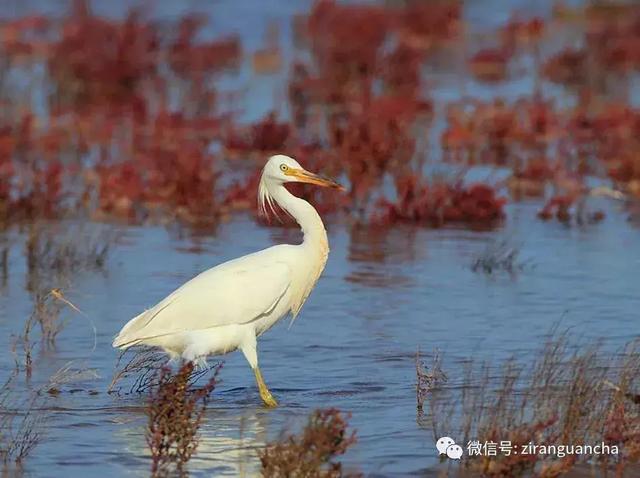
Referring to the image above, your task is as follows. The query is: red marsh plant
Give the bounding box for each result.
[506,156,555,199]
[48,0,160,111]
[287,0,437,216]
[374,174,506,228]
[535,174,626,226]
[543,48,589,87]
[166,15,241,118]
[0,115,69,224]
[467,14,544,85]
[437,91,640,211]
[543,5,640,87]
[0,1,240,227]
[168,16,240,81]
[146,361,221,477]
[224,111,291,157]
[396,0,462,51]
[380,42,426,97]
[306,1,391,105]
[329,95,430,205]
[441,98,559,168]
[468,47,514,84]
[584,2,640,74]
[94,111,221,225]
[259,408,360,478]
[2,0,640,230]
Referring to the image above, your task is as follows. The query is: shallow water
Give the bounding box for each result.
[0,0,639,476]
[1,199,639,477]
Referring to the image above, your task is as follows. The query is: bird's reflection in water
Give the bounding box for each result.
[193,411,268,477]
[117,409,268,477]
[345,225,421,288]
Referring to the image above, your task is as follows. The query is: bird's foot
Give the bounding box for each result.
[260,388,278,408]
[254,366,278,407]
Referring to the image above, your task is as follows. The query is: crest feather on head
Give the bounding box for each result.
[258,179,279,220]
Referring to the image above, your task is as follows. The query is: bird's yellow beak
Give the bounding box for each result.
[286,168,345,191]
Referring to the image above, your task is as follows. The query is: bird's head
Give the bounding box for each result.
[261,154,344,190]
[258,154,344,219]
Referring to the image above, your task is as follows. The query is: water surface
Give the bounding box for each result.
[0,0,638,476]
[1,199,638,476]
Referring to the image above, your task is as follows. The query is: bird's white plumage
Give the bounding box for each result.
[112,155,341,397]
[113,248,292,348]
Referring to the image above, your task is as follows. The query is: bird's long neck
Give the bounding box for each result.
[271,185,328,250]
[269,183,330,320]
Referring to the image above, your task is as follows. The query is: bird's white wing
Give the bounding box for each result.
[114,258,292,346]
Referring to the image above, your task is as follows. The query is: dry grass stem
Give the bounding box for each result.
[0,365,80,465]
[416,348,448,415]
[109,348,220,395]
[426,330,640,476]
[471,239,531,276]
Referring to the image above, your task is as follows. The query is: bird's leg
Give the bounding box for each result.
[254,367,278,408]
[240,335,278,407]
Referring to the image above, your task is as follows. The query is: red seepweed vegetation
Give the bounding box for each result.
[224,111,291,157]
[375,175,506,228]
[0,0,239,228]
[283,0,508,228]
[259,408,360,478]
[1,0,639,230]
[146,361,221,477]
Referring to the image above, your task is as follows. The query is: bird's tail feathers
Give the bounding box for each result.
[112,334,140,349]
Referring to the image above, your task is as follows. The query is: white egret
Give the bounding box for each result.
[112,154,344,407]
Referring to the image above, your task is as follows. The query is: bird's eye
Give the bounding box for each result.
[280,164,288,172]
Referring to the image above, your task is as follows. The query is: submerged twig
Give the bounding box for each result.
[416,348,447,413]
[471,239,531,276]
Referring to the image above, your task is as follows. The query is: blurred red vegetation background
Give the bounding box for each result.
[0,0,638,230]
